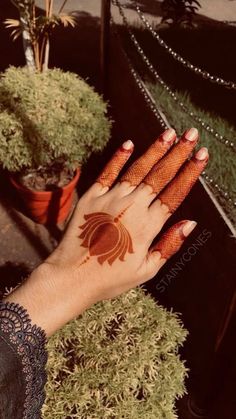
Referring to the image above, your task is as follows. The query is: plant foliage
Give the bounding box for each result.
[0,66,111,173]
[42,288,188,419]
[161,0,201,26]
[5,0,77,71]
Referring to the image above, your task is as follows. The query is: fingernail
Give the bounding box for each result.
[195,147,208,160]
[122,140,134,150]
[185,127,198,142]
[182,220,197,238]
[161,128,176,143]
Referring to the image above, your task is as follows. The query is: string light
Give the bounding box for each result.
[202,172,236,207]
[114,1,236,91]
[113,0,236,153]
[110,11,236,209]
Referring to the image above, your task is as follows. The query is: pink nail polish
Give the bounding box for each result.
[122,140,134,151]
[161,128,176,143]
[185,127,198,142]
[195,147,208,160]
[182,221,197,238]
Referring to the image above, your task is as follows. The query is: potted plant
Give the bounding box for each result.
[1,1,111,224]
[0,66,111,223]
[42,288,188,418]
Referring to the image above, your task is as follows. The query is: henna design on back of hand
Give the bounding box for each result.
[78,208,133,266]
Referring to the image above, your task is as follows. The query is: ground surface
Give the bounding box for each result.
[36,0,236,22]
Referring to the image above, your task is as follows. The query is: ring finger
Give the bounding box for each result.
[149,146,209,222]
[130,127,199,205]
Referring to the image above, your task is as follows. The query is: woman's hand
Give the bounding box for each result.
[4,128,209,336]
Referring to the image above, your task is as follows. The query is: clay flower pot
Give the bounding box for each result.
[10,169,80,224]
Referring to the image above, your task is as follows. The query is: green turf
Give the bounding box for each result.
[147,82,236,225]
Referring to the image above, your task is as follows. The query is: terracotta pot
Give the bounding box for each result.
[10,169,80,224]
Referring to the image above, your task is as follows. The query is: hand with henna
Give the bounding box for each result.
[4,127,209,337]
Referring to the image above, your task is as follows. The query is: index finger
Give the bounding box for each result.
[96,140,134,190]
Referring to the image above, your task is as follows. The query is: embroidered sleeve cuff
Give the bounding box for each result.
[0,301,48,419]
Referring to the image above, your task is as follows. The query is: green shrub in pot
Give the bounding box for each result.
[0,66,111,187]
[0,66,111,223]
[42,288,188,418]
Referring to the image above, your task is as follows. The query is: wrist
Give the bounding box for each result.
[3,262,92,337]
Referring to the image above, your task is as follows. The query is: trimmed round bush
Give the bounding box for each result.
[0,66,111,172]
[42,288,188,419]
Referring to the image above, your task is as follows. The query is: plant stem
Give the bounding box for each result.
[34,41,41,71]
[19,15,36,71]
[11,0,36,70]
[59,0,68,14]
[45,0,48,16]
[43,34,50,72]
[49,0,54,16]
[42,0,54,71]
[32,3,40,71]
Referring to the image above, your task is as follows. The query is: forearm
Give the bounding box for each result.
[2,263,92,337]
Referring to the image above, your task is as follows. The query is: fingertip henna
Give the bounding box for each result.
[159,128,176,143]
[182,127,199,143]
[192,154,209,165]
[121,134,175,186]
[121,140,134,152]
[154,220,186,259]
[194,147,209,162]
[96,142,134,188]
[143,134,199,195]
[153,220,196,260]
[158,155,209,213]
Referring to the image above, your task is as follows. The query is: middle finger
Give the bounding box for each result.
[142,127,198,198]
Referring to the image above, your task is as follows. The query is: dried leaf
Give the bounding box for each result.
[58,13,77,28]
[4,18,21,29]
[4,18,22,41]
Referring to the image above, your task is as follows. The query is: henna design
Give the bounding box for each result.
[120,130,176,186]
[143,135,198,194]
[78,208,133,266]
[158,154,209,213]
[96,143,134,188]
[153,220,189,259]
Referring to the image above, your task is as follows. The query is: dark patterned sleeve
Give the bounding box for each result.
[0,301,48,419]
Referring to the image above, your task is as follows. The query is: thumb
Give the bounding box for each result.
[144,220,197,279]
